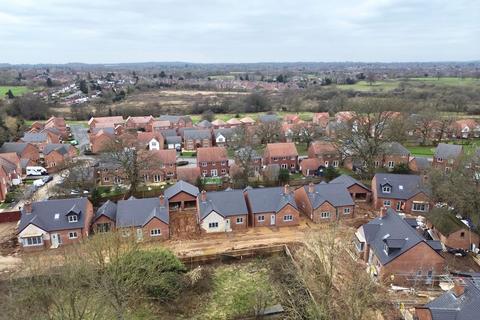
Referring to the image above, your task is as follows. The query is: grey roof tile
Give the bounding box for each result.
[116,197,169,227]
[246,186,297,213]
[434,143,463,160]
[95,200,117,221]
[198,190,248,220]
[374,173,430,200]
[164,180,199,199]
[303,182,354,209]
[330,174,371,192]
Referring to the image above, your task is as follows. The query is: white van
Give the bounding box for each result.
[26,166,47,176]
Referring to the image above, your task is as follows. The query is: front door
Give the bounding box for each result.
[51,233,60,248]
[136,228,143,241]
[270,214,275,226]
[225,219,231,231]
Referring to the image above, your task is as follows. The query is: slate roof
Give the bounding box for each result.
[197,120,212,128]
[246,186,297,213]
[410,157,431,171]
[43,143,71,155]
[164,180,199,199]
[160,129,178,137]
[304,182,354,208]
[18,198,89,233]
[359,208,442,265]
[374,173,429,200]
[159,115,191,123]
[184,129,211,140]
[214,128,234,139]
[198,190,248,220]
[428,208,474,236]
[165,136,182,144]
[381,142,410,155]
[0,142,30,155]
[330,174,371,192]
[116,197,169,227]
[258,114,279,123]
[434,143,463,160]
[95,200,117,221]
[21,132,48,143]
[425,277,480,320]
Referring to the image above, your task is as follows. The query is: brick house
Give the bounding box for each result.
[239,117,255,126]
[211,119,227,129]
[213,128,234,147]
[299,158,322,176]
[354,208,444,285]
[433,143,463,173]
[197,190,248,233]
[20,131,60,152]
[125,116,154,131]
[43,144,77,171]
[312,112,329,129]
[245,185,300,227]
[378,142,410,170]
[88,116,124,131]
[0,142,40,164]
[17,198,94,250]
[427,209,480,251]
[197,147,229,177]
[234,147,263,177]
[148,149,177,182]
[372,173,433,215]
[308,140,341,168]
[136,132,164,151]
[226,118,242,128]
[284,114,301,124]
[183,129,212,151]
[450,119,480,139]
[94,161,124,186]
[330,174,372,202]
[88,129,116,154]
[158,115,193,129]
[164,180,199,211]
[294,182,355,223]
[263,143,299,172]
[146,119,172,132]
[0,166,9,202]
[92,200,117,233]
[29,116,69,140]
[116,196,170,241]
[0,153,23,202]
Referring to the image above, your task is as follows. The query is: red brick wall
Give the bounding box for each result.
[436,228,480,250]
[347,184,371,202]
[264,156,298,171]
[22,144,40,163]
[379,242,445,285]
[142,217,170,240]
[92,215,116,232]
[275,204,300,227]
[0,211,21,223]
[228,214,248,230]
[198,161,229,177]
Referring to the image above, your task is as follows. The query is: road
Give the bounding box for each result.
[70,124,89,153]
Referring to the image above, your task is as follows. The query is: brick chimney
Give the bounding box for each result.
[453,279,466,297]
[159,194,165,207]
[379,206,388,218]
[200,190,207,202]
[422,174,428,184]
[23,202,32,214]
[284,184,290,195]
[308,182,314,194]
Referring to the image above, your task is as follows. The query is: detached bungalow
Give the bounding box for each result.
[197,190,248,233]
[164,180,199,211]
[92,200,117,233]
[294,182,355,223]
[116,196,170,241]
[17,198,94,250]
[245,185,300,227]
[354,208,444,284]
[330,174,371,202]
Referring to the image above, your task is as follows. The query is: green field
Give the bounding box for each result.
[336,77,480,92]
[0,86,33,98]
[407,139,480,157]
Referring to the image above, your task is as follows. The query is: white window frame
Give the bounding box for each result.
[412,202,428,212]
[283,215,293,222]
[23,236,43,247]
[332,160,339,167]
[210,169,218,177]
[343,207,351,215]
[236,217,243,224]
[257,215,265,222]
[320,211,330,219]
[281,164,288,169]
[208,222,219,229]
[382,186,391,193]
[383,200,391,207]
[201,162,207,167]
[68,215,78,223]
[153,174,161,183]
[388,161,394,169]
[68,231,78,239]
[150,229,162,237]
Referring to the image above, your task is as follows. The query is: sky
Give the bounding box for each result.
[0,0,479,64]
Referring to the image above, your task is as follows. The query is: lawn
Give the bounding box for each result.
[336,80,400,92]
[193,260,278,320]
[0,86,33,98]
[406,145,436,157]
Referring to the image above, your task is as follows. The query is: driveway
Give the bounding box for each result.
[70,124,89,153]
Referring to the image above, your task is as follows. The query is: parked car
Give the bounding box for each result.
[447,248,467,257]
[33,179,45,188]
[26,166,47,176]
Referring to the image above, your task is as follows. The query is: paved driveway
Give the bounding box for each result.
[70,124,89,153]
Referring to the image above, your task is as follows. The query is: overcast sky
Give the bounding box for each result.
[0,0,478,64]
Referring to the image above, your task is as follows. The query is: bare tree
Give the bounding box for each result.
[255,121,281,144]
[333,99,397,179]
[415,110,438,146]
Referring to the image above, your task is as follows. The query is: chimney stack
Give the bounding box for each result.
[284,184,290,195]
[159,194,165,207]
[453,279,466,297]
[308,182,314,194]
[200,190,207,202]
[23,202,32,214]
[379,206,388,218]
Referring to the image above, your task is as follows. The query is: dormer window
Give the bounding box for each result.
[68,215,78,223]
[382,185,391,193]
[383,242,389,255]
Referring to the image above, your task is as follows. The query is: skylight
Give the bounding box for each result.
[54,213,60,220]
